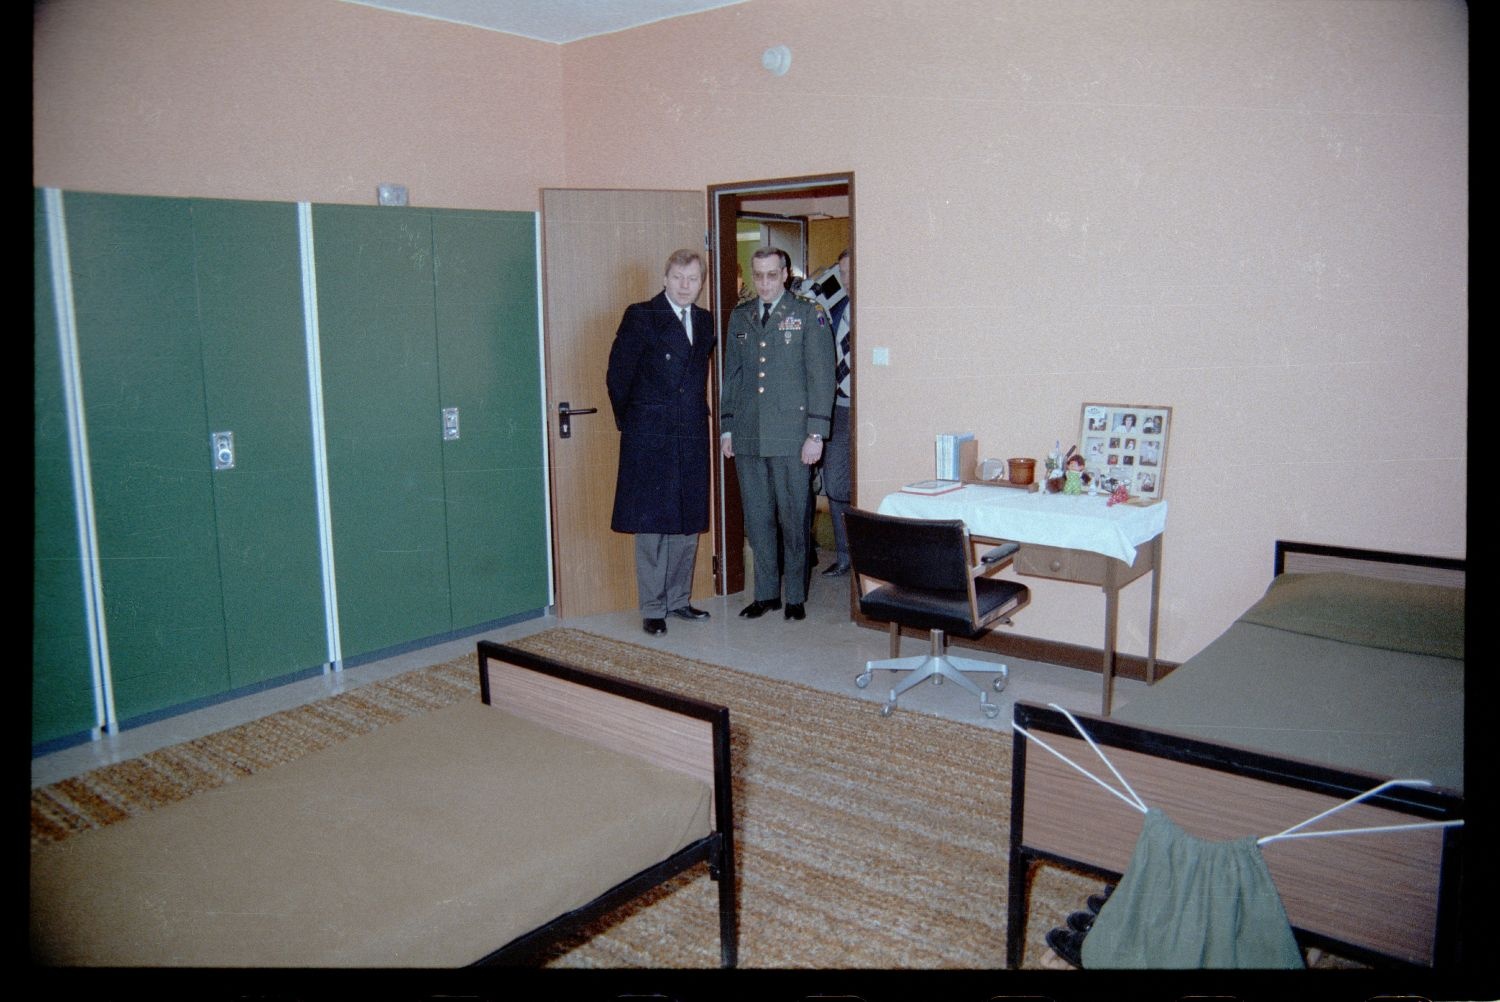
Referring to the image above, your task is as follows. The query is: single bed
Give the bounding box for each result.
[30,640,738,967]
[1006,540,1465,969]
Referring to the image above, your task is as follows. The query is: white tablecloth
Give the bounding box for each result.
[877,484,1168,564]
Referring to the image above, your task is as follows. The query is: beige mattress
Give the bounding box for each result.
[1114,572,1464,794]
[31,699,713,967]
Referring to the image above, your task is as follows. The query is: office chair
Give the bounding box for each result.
[843,508,1030,719]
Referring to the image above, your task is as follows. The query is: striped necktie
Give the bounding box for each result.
[835,304,852,400]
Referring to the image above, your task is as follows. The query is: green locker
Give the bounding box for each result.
[34,191,549,744]
[193,198,327,686]
[52,192,329,725]
[33,190,98,744]
[312,205,452,658]
[431,209,548,628]
[64,193,230,720]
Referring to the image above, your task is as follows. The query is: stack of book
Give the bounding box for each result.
[935,432,976,481]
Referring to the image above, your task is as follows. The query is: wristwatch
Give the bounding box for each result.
[808,433,823,442]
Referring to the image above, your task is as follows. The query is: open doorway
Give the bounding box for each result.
[707,173,854,596]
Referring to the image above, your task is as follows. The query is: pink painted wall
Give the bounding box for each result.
[33,0,1467,663]
[33,0,563,209]
[561,0,1468,662]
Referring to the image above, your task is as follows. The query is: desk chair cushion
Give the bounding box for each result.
[860,578,1028,639]
[844,508,1030,638]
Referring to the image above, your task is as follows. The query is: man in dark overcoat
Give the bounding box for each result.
[606,249,715,636]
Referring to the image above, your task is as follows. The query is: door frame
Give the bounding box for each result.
[707,173,854,596]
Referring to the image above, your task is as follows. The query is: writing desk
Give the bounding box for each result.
[876,485,1168,715]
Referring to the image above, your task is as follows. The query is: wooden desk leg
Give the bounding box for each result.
[1146,533,1162,685]
[1102,559,1119,716]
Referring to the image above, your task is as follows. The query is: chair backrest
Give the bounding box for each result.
[842,508,973,593]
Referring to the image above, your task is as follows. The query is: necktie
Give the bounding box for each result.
[761,302,771,326]
[680,305,692,345]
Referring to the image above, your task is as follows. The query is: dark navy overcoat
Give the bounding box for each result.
[606,291,715,534]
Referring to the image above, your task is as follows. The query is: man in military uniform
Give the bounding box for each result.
[719,247,836,621]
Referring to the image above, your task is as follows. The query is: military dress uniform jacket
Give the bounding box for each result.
[720,292,836,457]
[606,291,715,535]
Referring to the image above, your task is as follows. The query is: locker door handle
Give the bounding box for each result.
[558,401,598,439]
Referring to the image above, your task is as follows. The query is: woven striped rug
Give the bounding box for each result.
[29,627,1101,969]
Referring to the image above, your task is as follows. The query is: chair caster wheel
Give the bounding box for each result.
[880,701,895,717]
[932,674,943,685]
[992,677,1008,693]
[983,703,1000,719]
[855,672,871,689]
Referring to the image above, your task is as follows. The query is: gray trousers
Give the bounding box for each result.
[634,532,699,616]
[737,453,813,604]
[823,403,852,566]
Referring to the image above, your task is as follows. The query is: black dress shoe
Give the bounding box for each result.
[642,618,667,635]
[1045,926,1085,968]
[1066,910,1095,935]
[1086,885,1115,914]
[783,603,806,620]
[668,605,711,621]
[739,599,782,618]
[820,561,850,577]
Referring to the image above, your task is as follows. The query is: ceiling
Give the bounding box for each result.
[343,0,748,44]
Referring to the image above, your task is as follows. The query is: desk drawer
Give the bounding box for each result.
[1015,544,1110,585]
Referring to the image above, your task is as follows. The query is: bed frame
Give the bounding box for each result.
[1005,541,1465,969]
[31,641,738,968]
[474,640,738,967]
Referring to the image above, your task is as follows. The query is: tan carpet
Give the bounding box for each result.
[29,628,1102,969]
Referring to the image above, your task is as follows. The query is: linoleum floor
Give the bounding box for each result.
[31,570,1148,789]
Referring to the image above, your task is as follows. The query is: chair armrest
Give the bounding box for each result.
[979,541,1020,565]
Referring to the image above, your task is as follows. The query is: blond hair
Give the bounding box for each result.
[664,248,705,276]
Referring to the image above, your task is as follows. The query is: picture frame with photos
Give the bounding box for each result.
[1079,402,1171,500]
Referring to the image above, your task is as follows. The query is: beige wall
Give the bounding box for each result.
[33,0,563,209]
[34,0,1467,662]
[560,0,1468,660]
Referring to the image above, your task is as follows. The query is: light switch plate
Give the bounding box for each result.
[872,347,890,366]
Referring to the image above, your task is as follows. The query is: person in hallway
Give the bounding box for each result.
[820,249,854,577]
[606,248,715,636]
[720,247,836,621]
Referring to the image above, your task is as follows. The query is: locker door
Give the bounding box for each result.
[66,193,229,720]
[193,198,327,685]
[431,209,548,629]
[313,204,450,658]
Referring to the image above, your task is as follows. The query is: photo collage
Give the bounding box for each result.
[1080,403,1170,500]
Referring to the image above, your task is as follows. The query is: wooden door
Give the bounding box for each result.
[541,189,713,619]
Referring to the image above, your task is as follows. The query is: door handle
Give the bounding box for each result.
[558,401,598,439]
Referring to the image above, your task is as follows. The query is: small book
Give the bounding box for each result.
[901,478,964,496]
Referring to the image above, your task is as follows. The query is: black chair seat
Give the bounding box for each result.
[860,577,1028,638]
